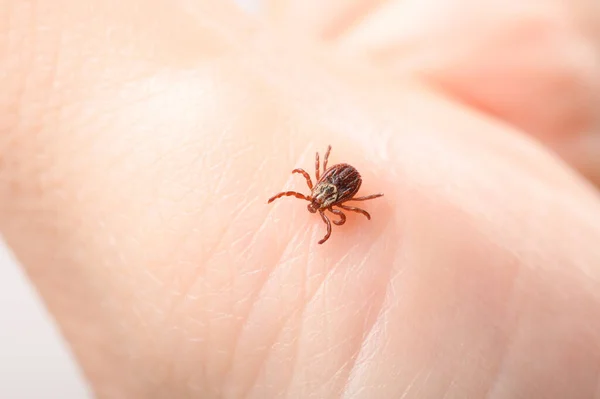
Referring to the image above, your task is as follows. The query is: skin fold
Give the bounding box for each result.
[1,0,600,398]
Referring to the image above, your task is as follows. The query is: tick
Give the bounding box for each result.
[267,145,384,244]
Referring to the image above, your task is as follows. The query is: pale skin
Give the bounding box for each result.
[2,0,600,398]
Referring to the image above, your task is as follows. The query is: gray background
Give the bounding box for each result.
[0,0,260,398]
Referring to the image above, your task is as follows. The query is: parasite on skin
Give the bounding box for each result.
[268,145,383,244]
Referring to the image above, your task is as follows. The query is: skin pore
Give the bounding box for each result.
[1,0,600,397]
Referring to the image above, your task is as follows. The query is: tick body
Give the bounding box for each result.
[268,145,384,244]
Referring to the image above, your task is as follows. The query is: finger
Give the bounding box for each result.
[267,0,386,40]
[271,0,600,187]
[334,0,600,187]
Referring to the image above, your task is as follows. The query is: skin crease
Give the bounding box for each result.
[1,1,600,399]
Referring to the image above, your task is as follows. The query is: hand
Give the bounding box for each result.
[1,0,600,397]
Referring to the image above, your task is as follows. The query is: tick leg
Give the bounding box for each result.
[329,208,346,226]
[292,168,313,190]
[349,193,384,201]
[318,210,332,244]
[315,151,320,181]
[268,191,309,203]
[337,204,371,220]
[323,145,332,174]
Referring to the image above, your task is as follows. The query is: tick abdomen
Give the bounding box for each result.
[319,163,362,203]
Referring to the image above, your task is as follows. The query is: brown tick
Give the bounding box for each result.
[268,145,384,244]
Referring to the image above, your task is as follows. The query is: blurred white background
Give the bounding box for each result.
[0,0,260,398]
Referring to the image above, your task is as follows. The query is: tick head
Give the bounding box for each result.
[308,182,338,212]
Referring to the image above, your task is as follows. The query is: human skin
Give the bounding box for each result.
[1,0,600,398]
[271,0,600,187]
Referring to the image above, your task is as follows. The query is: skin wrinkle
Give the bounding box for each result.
[269,244,351,397]
[434,217,522,398]
[214,190,312,386]
[341,248,406,399]
[486,315,527,399]
[223,226,311,398]
[211,191,302,373]
[237,313,305,397]
[413,368,437,399]
[398,365,429,399]
[165,196,235,321]
[335,291,381,365]
[228,228,258,252]
[127,302,167,391]
[185,155,240,270]
[472,278,521,399]
[282,237,391,397]
[333,241,394,396]
[439,320,488,397]
[453,242,521,397]
[441,377,459,399]
[276,315,304,398]
[159,224,208,321]
[246,144,316,256]
[237,238,353,397]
